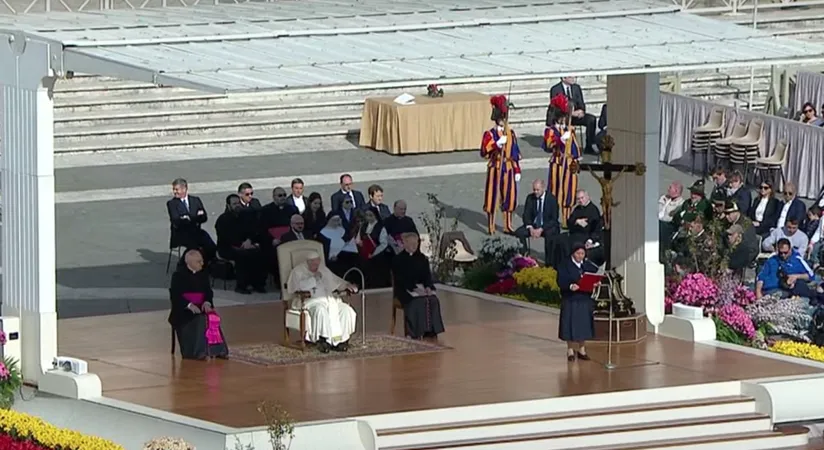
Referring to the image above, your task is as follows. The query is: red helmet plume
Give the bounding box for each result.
[490,95,508,117]
[549,94,569,115]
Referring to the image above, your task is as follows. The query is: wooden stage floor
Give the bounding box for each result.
[58,290,823,428]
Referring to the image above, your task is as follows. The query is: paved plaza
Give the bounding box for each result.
[4,128,712,318]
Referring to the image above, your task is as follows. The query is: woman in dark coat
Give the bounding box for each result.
[557,243,599,362]
[749,181,782,237]
[169,249,229,360]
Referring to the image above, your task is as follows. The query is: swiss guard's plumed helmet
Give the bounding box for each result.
[547,93,570,126]
[490,95,509,122]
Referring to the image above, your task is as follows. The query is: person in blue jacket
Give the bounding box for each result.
[756,238,815,300]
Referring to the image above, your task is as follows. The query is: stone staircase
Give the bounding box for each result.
[52,68,773,153]
[363,384,812,450]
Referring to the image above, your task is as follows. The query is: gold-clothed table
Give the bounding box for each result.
[359,92,492,155]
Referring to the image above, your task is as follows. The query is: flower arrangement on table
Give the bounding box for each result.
[0,331,22,410]
[0,409,124,450]
[426,84,444,98]
[666,270,824,362]
[461,237,561,306]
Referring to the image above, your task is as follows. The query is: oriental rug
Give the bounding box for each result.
[230,334,451,367]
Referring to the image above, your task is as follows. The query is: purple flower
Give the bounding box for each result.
[0,331,6,346]
[717,303,756,340]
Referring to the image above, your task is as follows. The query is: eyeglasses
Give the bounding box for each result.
[243,191,254,196]
[804,109,814,113]
[785,192,794,196]
[778,250,790,257]
[759,185,770,190]
[275,194,286,198]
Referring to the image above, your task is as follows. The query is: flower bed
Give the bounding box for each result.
[666,271,824,363]
[0,409,124,450]
[461,237,561,307]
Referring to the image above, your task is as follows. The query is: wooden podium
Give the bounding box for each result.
[593,313,647,343]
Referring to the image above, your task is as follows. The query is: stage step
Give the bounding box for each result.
[374,396,808,450]
[48,68,771,154]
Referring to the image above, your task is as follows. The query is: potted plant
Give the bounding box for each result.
[0,331,22,409]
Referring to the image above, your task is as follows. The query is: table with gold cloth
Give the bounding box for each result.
[358,92,492,155]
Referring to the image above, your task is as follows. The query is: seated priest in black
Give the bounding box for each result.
[166,178,216,262]
[260,187,299,245]
[566,190,605,266]
[550,76,598,154]
[169,249,229,360]
[357,206,390,288]
[557,243,599,362]
[363,184,392,220]
[302,192,327,240]
[330,173,366,212]
[392,232,445,340]
[384,200,418,253]
[215,194,267,294]
[281,214,307,243]
[514,179,560,266]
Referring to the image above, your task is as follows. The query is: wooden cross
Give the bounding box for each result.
[572,138,646,271]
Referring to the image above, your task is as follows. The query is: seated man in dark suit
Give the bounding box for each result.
[166,178,216,262]
[260,187,299,246]
[330,173,366,212]
[549,77,598,154]
[566,190,605,266]
[514,179,560,266]
[363,184,391,219]
[727,170,752,218]
[281,214,307,243]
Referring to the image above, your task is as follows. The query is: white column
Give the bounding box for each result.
[1,35,58,382]
[606,73,666,330]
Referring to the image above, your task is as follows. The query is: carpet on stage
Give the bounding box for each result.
[231,334,451,366]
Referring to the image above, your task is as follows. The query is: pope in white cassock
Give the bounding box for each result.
[287,251,358,352]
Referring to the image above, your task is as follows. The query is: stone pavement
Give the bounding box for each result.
[2,130,728,318]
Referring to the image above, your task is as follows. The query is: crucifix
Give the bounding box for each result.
[571,134,646,272]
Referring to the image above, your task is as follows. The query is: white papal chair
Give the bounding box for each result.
[277,240,326,351]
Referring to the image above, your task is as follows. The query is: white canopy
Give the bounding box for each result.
[2,0,824,93]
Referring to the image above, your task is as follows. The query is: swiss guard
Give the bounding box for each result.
[480,95,521,235]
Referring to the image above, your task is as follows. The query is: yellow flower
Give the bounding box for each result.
[512,266,559,291]
[770,341,824,363]
[0,409,124,450]
[501,293,528,301]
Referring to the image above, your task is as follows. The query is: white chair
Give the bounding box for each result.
[755,139,788,189]
[730,118,764,183]
[691,107,725,176]
[277,239,326,351]
[713,120,747,168]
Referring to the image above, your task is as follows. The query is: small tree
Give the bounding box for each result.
[418,193,459,283]
[257,401,295,450]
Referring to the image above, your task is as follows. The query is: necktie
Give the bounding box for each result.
[183,198,189,211]
[535,197,543,227]
[565,86,570,98]
[349,192,355,205]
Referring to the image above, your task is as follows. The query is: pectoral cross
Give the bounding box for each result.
[572,135,645,271]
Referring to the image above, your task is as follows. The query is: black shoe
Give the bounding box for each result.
[567,353,576,362]
[333,342,349,352]
[577,352,590,361]
[318,341,331,353]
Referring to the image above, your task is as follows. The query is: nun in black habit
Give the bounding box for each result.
[557,242,599,362]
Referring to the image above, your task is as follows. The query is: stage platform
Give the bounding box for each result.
[58,290,824,428]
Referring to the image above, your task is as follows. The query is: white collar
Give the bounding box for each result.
[572,257,582,268]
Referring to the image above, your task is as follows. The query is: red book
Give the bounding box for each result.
[268,226,290,240]
[577,273,603,293]
[359,236,377,260]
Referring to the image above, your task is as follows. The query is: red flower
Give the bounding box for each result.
[0,434,50,450]
[485,277,516,294]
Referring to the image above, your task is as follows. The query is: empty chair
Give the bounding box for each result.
[755,139,788,189]
[690,107,725,176]
[713,120,747,169]
[730,118,764,183]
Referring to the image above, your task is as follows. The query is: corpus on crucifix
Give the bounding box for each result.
[572,134,646,270]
